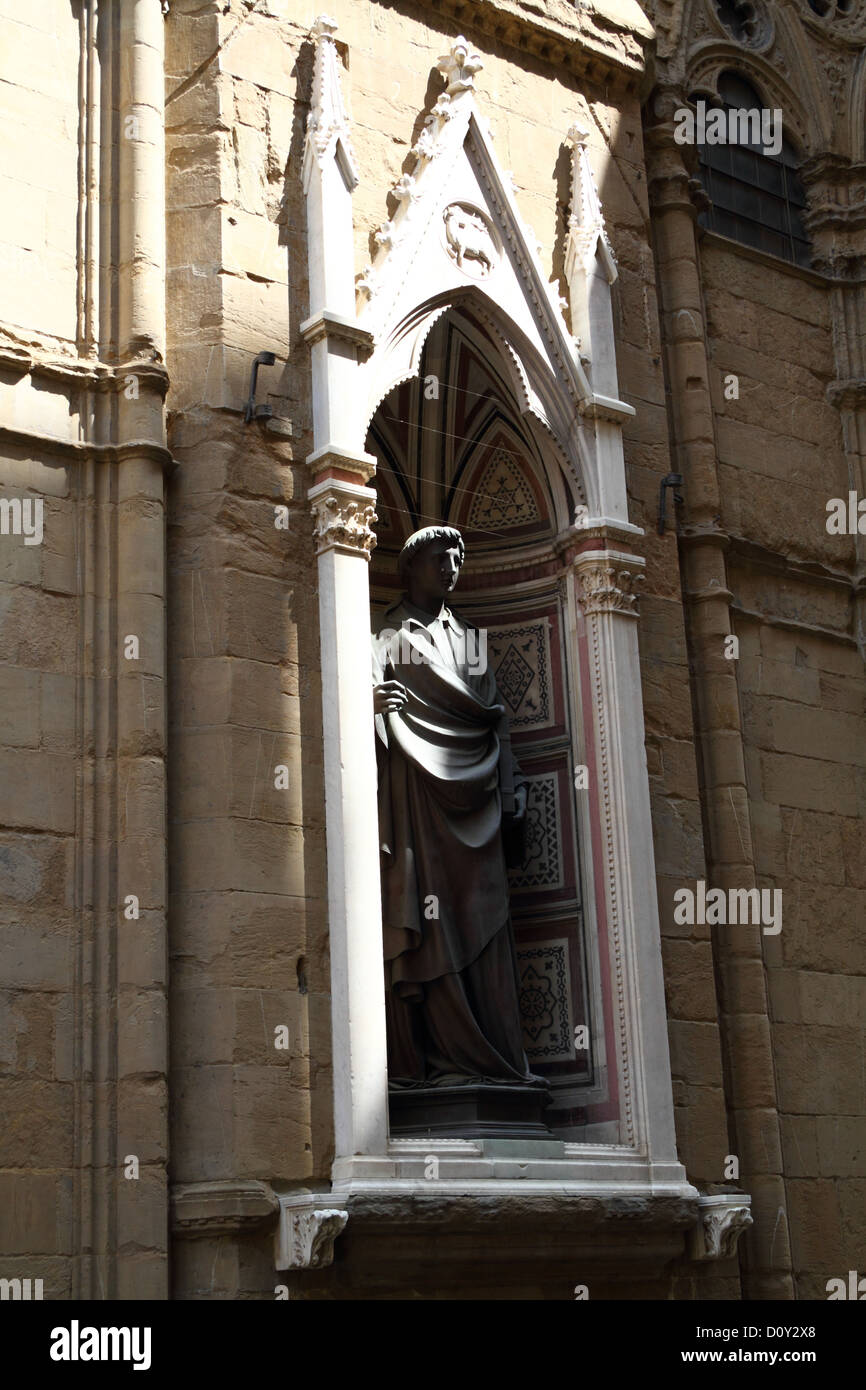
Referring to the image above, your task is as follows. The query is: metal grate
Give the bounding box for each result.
[693,75,812,268]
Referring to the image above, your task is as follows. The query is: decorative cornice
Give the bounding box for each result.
[0,424,175,473]
[309,476,378,558]
[300,309,374,358]
[306,444,378,485]
[171,1180,280,1238]
[0,347,170,398]
[416,0,652,91]
[274,1192,348,1271]
[688,1194,753,1261]
[580,393,636,422]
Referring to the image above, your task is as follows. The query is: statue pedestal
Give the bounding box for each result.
[388,1083,553,1140]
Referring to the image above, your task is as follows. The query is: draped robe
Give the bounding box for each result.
[372,598,537,1086]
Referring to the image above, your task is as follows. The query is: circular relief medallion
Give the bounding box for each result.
[442,202,499,280]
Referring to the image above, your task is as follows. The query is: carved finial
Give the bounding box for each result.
[437,36,483,96]
[392,173,416,203]
[375,220,396,249]
[311,13,338,41]
[356,268,375,301]
[304,15,358,189]
[565,118,616,284]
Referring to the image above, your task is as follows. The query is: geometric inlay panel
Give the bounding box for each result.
[508,773,563,891]
[517,939,574,1062]
[488,618,552,730]
[467,447,540,529]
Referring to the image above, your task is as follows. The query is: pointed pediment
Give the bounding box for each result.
[356,40,592,436]
[303,16,359,194]
[564,123,617,285]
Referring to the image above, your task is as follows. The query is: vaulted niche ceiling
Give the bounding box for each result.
[366,309,566,591]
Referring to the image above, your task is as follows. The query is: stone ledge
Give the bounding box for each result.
[318,1185,699,1278]
[171,1180,280,1238]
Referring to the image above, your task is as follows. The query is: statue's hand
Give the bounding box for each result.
[373,680,408,715]
[512,783,528,820]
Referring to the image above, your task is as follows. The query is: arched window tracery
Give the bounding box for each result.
[692,71,812,267]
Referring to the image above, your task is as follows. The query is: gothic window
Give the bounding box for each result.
[807,0,853,14]
[693,73,811,268]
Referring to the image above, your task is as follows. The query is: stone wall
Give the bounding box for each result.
[165,0,331,1295]
[701,239,866,1299]
[0,1,95,1302]
[0,0,862,1302]
[0,0,171,1299]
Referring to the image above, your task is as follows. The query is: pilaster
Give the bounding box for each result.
[304,17,387,1164]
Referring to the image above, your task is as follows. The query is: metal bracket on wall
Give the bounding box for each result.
[658,472,683,535]
[244,351,276,424]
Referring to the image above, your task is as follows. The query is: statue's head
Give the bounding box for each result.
[398,525,465,604]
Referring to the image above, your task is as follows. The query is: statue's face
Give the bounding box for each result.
[409,539,462,600]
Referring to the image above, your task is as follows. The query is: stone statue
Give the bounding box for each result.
[371,525,542,1094]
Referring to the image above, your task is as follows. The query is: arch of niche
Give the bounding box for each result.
[277,16,752,1276]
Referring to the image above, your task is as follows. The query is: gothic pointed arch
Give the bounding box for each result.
[353,41,635,528]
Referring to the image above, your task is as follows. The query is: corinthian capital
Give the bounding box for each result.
[574,551,645,616]
[310,479,377,558]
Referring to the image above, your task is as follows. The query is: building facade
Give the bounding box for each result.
[0,0,864,1300]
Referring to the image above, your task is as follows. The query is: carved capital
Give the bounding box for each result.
[437,36,483,96]
[689,1194,753,1261]
[309,478,377,558]
[274,1193,349,1271]
[574,550,645,616]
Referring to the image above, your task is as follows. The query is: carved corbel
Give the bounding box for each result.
[688,1194,753,1261]
[274,1193,349,1271]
